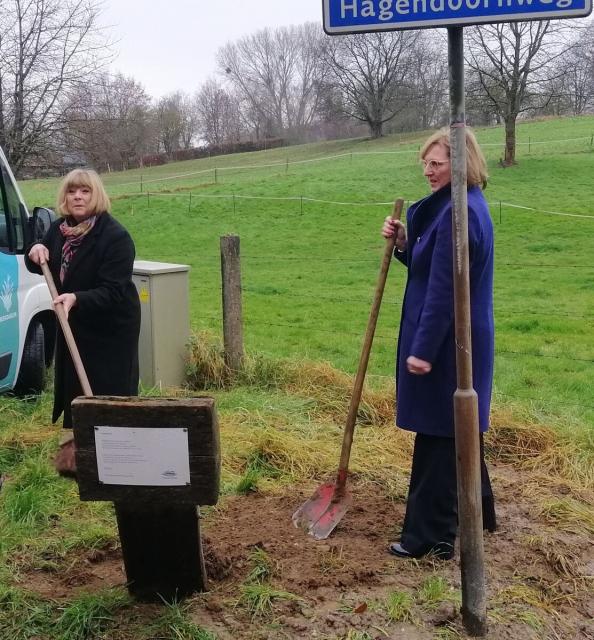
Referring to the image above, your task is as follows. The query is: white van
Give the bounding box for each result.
[0,146,55,394]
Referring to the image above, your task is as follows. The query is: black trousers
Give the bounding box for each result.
[400,433,496,559]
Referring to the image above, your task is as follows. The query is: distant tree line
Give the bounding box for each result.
[0,0,593,176]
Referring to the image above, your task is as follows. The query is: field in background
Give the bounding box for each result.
[20,115,594,441]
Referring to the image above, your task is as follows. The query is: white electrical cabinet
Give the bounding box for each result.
[132,260,190,390]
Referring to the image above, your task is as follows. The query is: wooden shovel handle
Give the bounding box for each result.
[336,198,404,491]
[40,262,93,397]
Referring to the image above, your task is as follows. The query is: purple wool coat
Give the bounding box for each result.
[395,184,494,437]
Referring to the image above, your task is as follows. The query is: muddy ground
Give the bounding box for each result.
[19,460,594,640]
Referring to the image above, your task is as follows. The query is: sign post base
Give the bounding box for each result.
[115,503,207,601]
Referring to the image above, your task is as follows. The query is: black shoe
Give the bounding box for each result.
[388,542,413,558]
[389,541,455,561]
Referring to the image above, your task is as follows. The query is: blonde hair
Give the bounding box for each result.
[419,127,488,190]
[57,169,111,217]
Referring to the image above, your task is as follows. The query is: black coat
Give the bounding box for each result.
[26,213,140,428]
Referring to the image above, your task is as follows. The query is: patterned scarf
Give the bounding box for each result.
[59,216,97,283]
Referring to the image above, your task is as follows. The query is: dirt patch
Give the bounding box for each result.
[197,472,594,639]
[17,462,594,639]
[18,546,126,599]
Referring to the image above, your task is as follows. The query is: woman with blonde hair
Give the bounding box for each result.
[27,169,140,475]
[382,128,496,559]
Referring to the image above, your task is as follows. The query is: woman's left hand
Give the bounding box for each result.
[406,355,432,375]
[53,293,77,319]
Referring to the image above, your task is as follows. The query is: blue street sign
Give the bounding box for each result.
[322,0,592,31]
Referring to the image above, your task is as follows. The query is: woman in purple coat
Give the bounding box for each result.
[382,128,496,560]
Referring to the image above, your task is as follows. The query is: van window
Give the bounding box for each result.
[0,162,25,253]
[0,212,8,253]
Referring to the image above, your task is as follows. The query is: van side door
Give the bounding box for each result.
[0,161,22,389]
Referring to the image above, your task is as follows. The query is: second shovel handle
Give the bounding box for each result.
[40,262,93,397]
[336,198,404,484]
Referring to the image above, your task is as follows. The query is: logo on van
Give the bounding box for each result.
[1,275,14,313]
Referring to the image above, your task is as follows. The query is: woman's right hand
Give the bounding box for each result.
[382,217,407,252]
[28,243,49,265]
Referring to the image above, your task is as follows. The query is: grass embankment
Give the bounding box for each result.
[1,341,593,638]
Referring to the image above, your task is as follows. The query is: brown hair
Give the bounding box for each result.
[419,127,488,189]
[56,168,111,216]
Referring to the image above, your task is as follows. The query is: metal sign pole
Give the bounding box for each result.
[447,26,487,637]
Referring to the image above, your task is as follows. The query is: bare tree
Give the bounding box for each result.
[0,0,112,174]
[195,79,243,146]
[465,66,502,126]
[178,94,200,150]
[404,32,448,131]
[64,73,155,171]
[217,22,325,139]
[322,30,419,138]
[466,21,574,165]
[155,92,198,154]
[550,22,594,115]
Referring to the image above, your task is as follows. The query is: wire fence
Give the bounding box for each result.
[99,133,594,185]
[100,132,594,194]
[121,190,594,222]
[198,315,594,414]
[191,240,594,422]
[201,300,594,360]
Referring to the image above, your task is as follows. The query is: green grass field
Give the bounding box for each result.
[19,115,594,443]
[1,113,592,640]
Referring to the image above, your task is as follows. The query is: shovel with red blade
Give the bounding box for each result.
[292,198,404,540]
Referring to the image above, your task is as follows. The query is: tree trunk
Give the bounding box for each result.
[369,120,383,138]
[503,116,517,166]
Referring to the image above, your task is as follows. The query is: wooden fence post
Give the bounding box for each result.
[220,235,244,373]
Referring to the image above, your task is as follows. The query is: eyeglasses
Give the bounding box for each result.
[422,159,449,171]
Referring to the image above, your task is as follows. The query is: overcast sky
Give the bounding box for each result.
[100,0,323,99]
